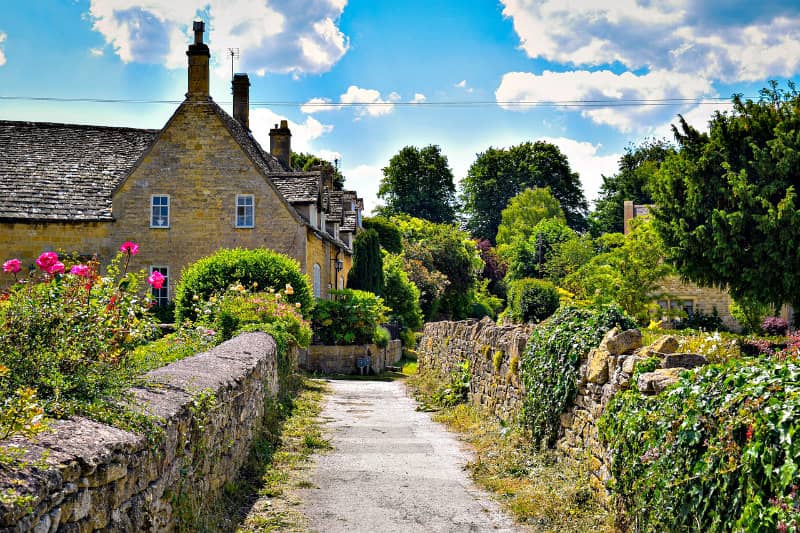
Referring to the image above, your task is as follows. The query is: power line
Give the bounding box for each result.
[0,94,739,108]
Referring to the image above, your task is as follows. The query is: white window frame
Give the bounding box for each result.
[313,263,322,298]
[309,207,318,227]
[235,194,255,228]
[149,266,169,307]
[150,194,170,228]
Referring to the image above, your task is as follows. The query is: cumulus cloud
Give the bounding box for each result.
[0,32,7,67]
[90,47,105,56]
[411,93,426,104]
[496,69,714,132]
[249,108,334,154]
[342,164,382,214]
[303,88,428,118]
[500,0,800,82]
[540,137,620,203]
[88,0,349,74]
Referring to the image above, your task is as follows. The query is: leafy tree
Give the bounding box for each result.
[382,254,423,330]
[461,141,588,241]
[545,234,597,283]
[377,145,457,223]
[496,187,565,247]
[475,239,507,299]
[362,216,402,254]
[502,218,576,281]
[564,220,674,322]
[589,139,673,236]
[651,83,800,311]
[291,151,345,188]
[347,229,384,295]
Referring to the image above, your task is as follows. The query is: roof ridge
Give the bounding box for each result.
[0,119,159,133]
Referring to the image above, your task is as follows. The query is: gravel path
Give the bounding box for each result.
[299,379,522,533]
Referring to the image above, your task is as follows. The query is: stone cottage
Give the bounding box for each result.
[0,21,361,302]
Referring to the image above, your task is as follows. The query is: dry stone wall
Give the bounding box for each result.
[0,332,283,532]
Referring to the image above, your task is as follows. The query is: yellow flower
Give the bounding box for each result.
[285,283,294,295]
[295,302,301,308]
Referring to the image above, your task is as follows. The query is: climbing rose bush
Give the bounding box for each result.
[0,245,158,414]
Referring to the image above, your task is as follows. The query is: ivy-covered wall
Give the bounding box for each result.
[0,332,286,531]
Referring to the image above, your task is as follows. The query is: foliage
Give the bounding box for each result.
[475,239,507,299]
[377,144,458,223]
[520,305,636,447]
[399,327,417,349]
[502,218,576,281]
[128,327,218,373]
[563,220,673,323]
[0,249,158,416]
[651,83,800,311]
[430,361,471,408]
[600,356,800,532]
[373,326,391,349]
[763,316,790,337]
[0,385,46,442]
[589,139,673,236]
[470,280,504,320]
[174,248,312,322]
[507,278,560,323]
[347,229,384,296]
[495,187,565,248]
[730,296,773,334]
[544,233,597,283]
[381,253,423,330]
[291,151,345,188]
[362,216,403,254]
[311,289,389,345]
[460,141,588,241]
[674,307,728,332]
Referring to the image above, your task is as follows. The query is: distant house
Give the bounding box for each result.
[0,21,362,302]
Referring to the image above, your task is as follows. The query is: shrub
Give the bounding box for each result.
[730,296,771,334]
[762,316,789,337]
[312,289,389,345]
[507,278,560,323]
[399,328,417,349]
[382,254,423,330]
[373,326,391,348]
[520,305,636,447]
[174,248,312,322]
[347,230,384,295]
[600,357,800,532]
[674,307,728,332]
[362,216,403,254]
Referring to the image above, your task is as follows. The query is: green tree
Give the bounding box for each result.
[291,151,345,188]
[589,139,674,236]
[347,229,384,295]
[377,145,457,223]
[382,254,423,330]
[502,218,576,281]
[362,216,402,254]
[461,141,588,241]
[495,187,565,247]
[651,83,800,311]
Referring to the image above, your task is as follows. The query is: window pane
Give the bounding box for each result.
[151,196,169,227]
[150,267,169,307]
[236,196,253,227]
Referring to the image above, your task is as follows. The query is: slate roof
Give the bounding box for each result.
[270,173,321,203]
[341,212,357,233]
[0,121,158,221]
[210,103,287,174]
[329,190,343,220]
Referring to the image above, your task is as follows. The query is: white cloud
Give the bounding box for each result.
[90,47,105,56]
[342,164,382,215]
[0,32,7,67]
[411,93,426,104]
[500,0,800,83]
[88,0,349,75]
[249,108,333,154]
[496,69,714,132]
[339,85,395,118]
[651,99,734,140]
[455,79,474,93]
[540,137,620,203]
[300,97,340,114]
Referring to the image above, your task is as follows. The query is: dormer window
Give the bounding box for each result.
[151,195,170,228]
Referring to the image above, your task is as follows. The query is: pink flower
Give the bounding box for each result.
[49,262,65,275]
[120,241,139,256]
[147,271,166,289]
[69,264,91,277]
[2,259,21,274]
[35,252,59,272]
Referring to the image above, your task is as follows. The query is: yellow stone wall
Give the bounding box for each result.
[112,101,307,297]
[0,221,112,271]
[657,275,740,331]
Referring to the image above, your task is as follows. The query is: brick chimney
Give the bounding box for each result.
[186,21,210,99]
[232,73,250,130]
[269,120,292,169]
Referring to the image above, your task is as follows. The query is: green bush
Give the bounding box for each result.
[347,230,384,295]
[382,254,423,330]
[174,248,312,322]
[373,326,391,348]
[312,289,389,345]
[362,216,403,254]
[600,357,800,532]
[399,328,417,349]
[521,305,636,447]
[508,278,560,323]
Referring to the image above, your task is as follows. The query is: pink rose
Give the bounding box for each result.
[120,241,139,256]
[69,264,91,277]
[147,271,166,289]
[36,252,59,272]
[2,259,21,274]
[49,262,65,275]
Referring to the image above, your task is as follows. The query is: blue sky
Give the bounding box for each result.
[2,1,800,214]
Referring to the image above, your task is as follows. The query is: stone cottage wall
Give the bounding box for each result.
[418,319,657,490]
[0,332,284,532]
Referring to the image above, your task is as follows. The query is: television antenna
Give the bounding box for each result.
[227,48,240,80]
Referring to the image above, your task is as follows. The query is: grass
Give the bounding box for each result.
[181,375,331,532]
[407,370,613,533]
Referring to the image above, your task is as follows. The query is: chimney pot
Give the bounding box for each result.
[232,73,251,130]
[269,120,292,170]
[186,20,210,99]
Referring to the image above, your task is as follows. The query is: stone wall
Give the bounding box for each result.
[0,332,284,532]
[299,340,401,374]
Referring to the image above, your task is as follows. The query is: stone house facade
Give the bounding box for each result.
[0,21,360,302]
